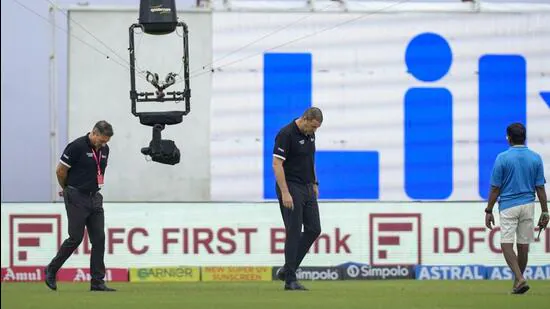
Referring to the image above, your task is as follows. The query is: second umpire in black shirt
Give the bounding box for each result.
[45,120,116,292]
[272,107,323,291]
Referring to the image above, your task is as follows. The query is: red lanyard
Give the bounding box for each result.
[91,149,102,176]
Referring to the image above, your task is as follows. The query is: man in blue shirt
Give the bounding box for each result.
[485,123,548,294]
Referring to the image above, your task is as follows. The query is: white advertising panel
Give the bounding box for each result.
[2,202,548,268]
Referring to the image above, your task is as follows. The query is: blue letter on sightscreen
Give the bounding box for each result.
[404,33,453,199]
[478,55,526,199]
[404,88,453,199]
[263,53,379,199]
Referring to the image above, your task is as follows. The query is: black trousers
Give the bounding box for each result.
[47,187,106,285]
[276,182,321,283]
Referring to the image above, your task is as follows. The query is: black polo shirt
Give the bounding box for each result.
[273,120,316,185]
[59,133,109,193]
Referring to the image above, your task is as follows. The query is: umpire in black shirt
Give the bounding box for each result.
[45,120,115,292]
[272,107,323,291]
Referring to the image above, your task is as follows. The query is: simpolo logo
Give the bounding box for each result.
[138,267,194,280]
[296,268,340,281]
[346,265,361,278]
[346,264,410,279]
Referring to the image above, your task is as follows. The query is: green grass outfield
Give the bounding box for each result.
[2,280,549,309]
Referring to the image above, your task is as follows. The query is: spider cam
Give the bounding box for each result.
[129,0,190,165]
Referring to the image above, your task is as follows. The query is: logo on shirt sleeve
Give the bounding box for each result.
[277,147,285,153]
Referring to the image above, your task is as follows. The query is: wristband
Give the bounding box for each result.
[484,208,493,214]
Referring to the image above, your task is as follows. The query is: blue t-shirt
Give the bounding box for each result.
[490,146,546,211]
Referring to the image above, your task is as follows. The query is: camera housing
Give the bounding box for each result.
[140,124,180,165]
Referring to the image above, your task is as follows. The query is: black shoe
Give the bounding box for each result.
[284,281,308,291]
[44,268,57,291]
[276,267,286,281]
[90,284,116,292]
[511,281,530,295]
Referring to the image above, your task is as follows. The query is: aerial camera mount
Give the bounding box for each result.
[129,0,191,165]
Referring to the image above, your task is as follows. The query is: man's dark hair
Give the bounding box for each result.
[94,120,114,137]
[302,107,323,123]
[507,122,526,145]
